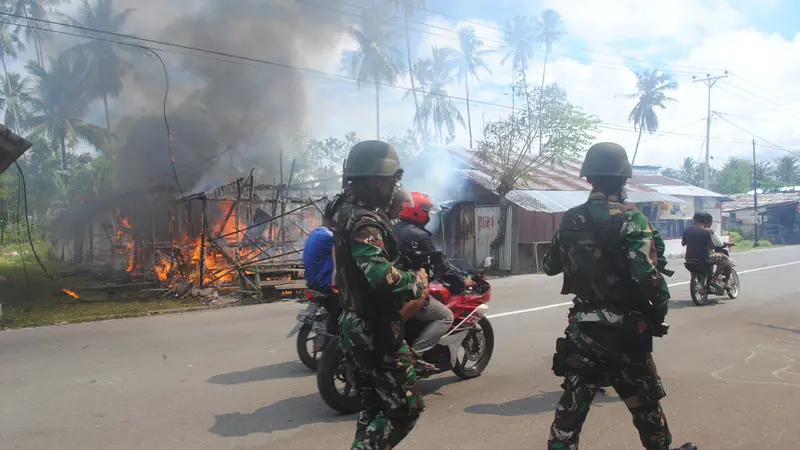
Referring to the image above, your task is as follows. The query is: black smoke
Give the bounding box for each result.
[110,0,355,194]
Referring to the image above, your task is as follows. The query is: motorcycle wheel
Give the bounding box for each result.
[727,269,740,299]
[690,274,708,306]
[296,323,319,371]
[452,317,494,380]
[317,339,360,414]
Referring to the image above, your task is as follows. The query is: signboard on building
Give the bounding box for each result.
[657,195,695,221]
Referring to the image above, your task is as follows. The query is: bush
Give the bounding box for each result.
[727,231,745,244]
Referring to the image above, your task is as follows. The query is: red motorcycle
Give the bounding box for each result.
[316,269,494,413]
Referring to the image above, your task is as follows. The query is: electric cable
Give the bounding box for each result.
[14,161,90,302]
[15,172,29,287]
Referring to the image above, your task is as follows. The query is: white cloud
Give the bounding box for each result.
[539,0,745,47]
[322,0,800,172]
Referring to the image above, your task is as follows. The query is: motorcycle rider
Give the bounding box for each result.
[327,140,428,450]
[701,213,733,288]
[682,212,719,290]
[395,191,474,371]
[543,142,696,450]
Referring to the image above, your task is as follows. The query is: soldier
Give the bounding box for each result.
[327,140,429,450]
[542,142,697,450]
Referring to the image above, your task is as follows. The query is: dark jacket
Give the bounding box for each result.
[395,219,466,293]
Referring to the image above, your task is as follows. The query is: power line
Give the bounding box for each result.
[715,83,800,119]
[713,111,798,124]
[0,6,710,84]
[722,79,800,117]
[714,115,800,157]
[729,72,800,111]
[1,13,783,156]
[637,117,706,145]
[0,16,703,126]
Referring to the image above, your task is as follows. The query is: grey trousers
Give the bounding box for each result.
[410,297,454,355]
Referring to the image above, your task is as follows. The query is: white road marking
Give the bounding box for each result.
[486,260,800,319]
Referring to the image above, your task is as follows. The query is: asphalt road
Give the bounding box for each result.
[3,247,800,449]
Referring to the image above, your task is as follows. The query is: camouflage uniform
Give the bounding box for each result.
[331,141,426,450]
[542,142,689,450]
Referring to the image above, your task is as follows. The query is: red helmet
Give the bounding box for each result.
[398,191,434,225]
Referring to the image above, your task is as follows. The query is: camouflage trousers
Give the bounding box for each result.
[339,311,425,450]
[548,322,671,450]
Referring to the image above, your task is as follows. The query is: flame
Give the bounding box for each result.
[61,288,80,299]
[154,256,173,282]
[114,208,136,273]
[148,201,303,290]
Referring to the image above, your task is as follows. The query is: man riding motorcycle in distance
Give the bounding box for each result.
[682,212,721,290]
[394,192,474,372]
[701,213,734,288]
[327,140,429,450]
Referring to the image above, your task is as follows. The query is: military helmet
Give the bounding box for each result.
[580,142,633,179]
[344,140,403,181]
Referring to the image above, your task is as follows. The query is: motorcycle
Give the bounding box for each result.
[684,245,740,306]
[286,289,340,371]
[316,263,494,414]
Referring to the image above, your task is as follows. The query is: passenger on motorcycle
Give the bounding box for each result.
[701,213,734,288]
[682,212,720,289]
[302,201,338,332]
[395,191,472,371]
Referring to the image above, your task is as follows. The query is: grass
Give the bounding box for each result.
[0,251,203,329]
[727,231,774,253]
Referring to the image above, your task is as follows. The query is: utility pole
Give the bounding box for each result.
[752,139,760,247]
[693,71,728,189]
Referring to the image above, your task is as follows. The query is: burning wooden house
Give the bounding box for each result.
[51,170,329,302]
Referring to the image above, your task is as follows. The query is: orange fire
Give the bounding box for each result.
[61,288,80,299]
[114,208,136,273]
[146,201,304,289]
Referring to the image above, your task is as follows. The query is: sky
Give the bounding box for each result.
[308,0,800,171]
[6,0,800,172]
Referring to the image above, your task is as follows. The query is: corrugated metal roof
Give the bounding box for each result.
[641,184,730,199]
[507,189,687,213]
[722,192,800,212]
[437,146,729,209]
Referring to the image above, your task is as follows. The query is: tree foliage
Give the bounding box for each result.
[476,84,600,196]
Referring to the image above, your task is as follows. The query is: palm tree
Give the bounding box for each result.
[414,46,465,144]
[25,55,107,172]
[501,15,537,113]
[390,0,425,136]
[344,10,405,139]
[534,9,564,153]
[407,57,433,139]
[620,69,678,165]
[455,26,491,148]
[0,72,33,132]
[534,9,564,91]
[65,0,143,157]
[0,19,25,132]
[775,155,799,186]
[9,0,57,65]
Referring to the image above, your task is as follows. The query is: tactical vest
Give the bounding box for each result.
[331,194,405,349]
[556,200,641,310]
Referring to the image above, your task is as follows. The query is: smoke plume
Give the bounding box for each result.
[111,0,352,195]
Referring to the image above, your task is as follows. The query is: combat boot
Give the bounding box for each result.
[671,443,697,450]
